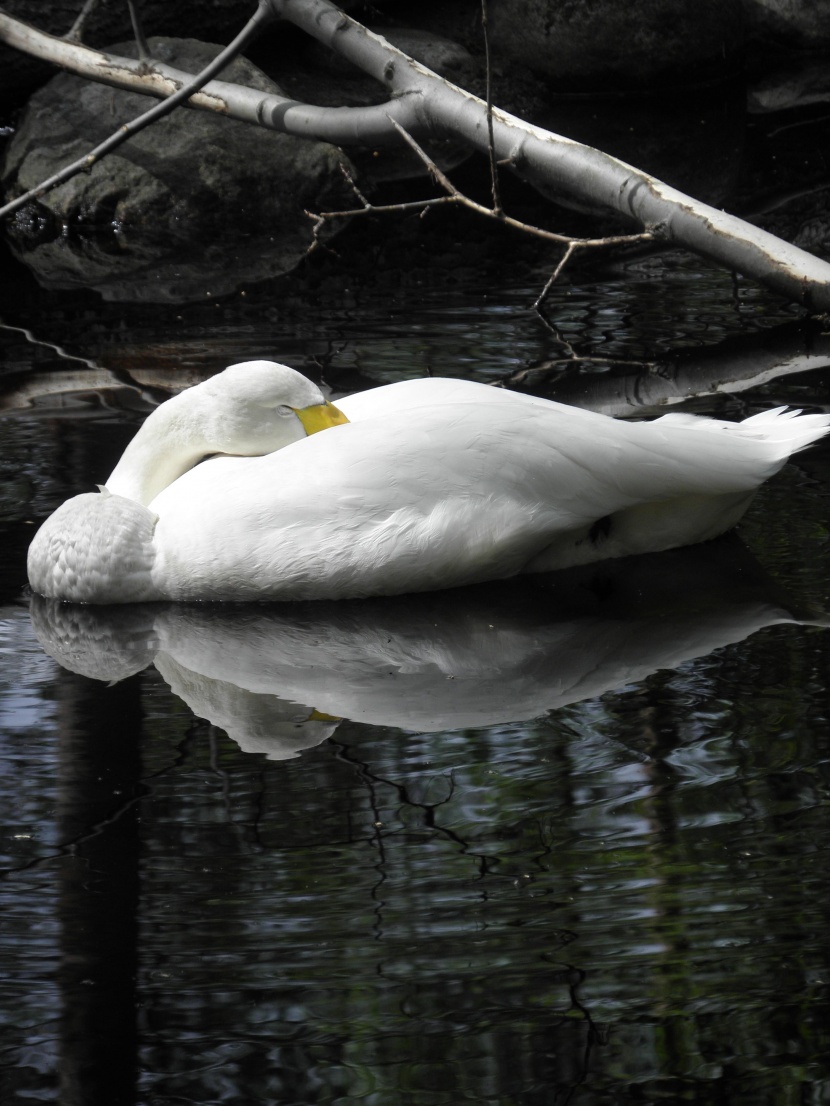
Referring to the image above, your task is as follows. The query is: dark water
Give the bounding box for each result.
[3,89,830,1105]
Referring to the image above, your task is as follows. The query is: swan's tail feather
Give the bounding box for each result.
[655,407,830,460]
[737,406,830,452]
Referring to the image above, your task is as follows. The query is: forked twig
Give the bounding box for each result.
[307,118,657,307]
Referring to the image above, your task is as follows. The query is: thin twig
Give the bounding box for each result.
[305,158,461,251]
[306,116,656,299]
[66,0,100,43]
[391,119,654,251]
[480,0,502,216]
[305,193,458,249]
[0,0,276,222]
[127,0,150,60]
[339,162,371,208]
[534,242,577,308]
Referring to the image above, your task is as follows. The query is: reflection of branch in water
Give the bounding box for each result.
[332,738,498,889]
[523,317,830,417]
[767,113,830,137]
[0,789,142,885]
[0,317,105,371]
[7,316,830,421]
[496,355,658,391]
[334,741,390,942]
[0,317,173,411]
[495,307,659,388]
[548,964,609,1106]
[0,698,210,883]
[0,754,167,884]
[532,814,558,873]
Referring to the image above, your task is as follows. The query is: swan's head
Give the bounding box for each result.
[197,360,349,457]
[106,360,349,505]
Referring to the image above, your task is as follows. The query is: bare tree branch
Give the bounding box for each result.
[2,0,830,310]
[0,9,415,143]
[0,0,277,220]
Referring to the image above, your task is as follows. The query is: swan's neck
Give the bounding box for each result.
[105,392,210,506]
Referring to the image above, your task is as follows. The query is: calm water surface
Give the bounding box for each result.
[2,131,830,1104]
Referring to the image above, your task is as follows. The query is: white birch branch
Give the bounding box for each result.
[2,0,830,309]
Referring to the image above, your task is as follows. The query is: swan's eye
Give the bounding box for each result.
[275,405,295,417]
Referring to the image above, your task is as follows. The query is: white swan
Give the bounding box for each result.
[27,359,830,604]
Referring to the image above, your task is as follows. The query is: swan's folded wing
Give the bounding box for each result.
[148,402,607,599]
[147,399,823,600]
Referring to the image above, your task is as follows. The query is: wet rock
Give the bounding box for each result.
[1,37,354,301]
[754,191,830,263]
[748,59,830,113]
[743,0,830,50]
[532,90,746,209]
[487,0,745,92]
[3,225,330,304]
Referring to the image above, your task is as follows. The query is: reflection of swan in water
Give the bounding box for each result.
[27,361,830,603]
[30,539,826,759]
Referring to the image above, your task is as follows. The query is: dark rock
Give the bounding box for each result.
[743,0,830,50]
[1,37,355,301]
[531,90,746,209]
[3,36,351,234]
[2,226,327,304]
[488,0,745,92]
